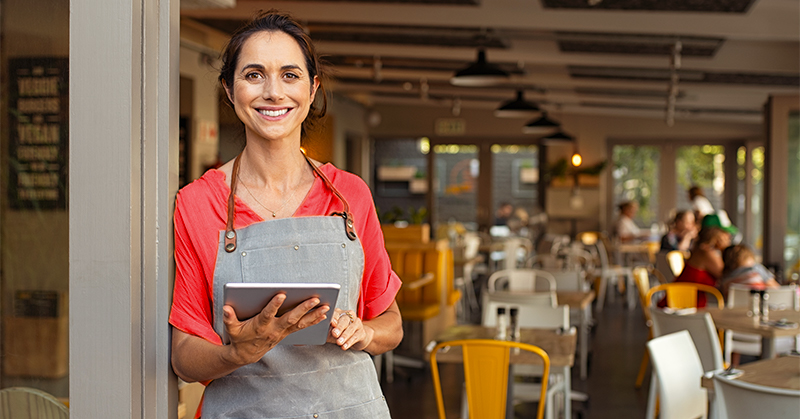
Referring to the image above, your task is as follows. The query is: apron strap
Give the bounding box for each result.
[224,150,357,253]
[301,150,358,242]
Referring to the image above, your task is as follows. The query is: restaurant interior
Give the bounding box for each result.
[1,0,799,418]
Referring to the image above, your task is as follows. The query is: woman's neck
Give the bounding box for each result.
[238,139,312,192]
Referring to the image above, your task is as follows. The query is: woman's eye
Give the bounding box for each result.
[284,72,299,79]
[245,72,262,80]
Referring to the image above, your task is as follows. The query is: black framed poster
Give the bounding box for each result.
[8,57,69,210]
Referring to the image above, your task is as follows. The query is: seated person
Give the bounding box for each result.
[613,201,650,243]
[720,244,779,296]
[660,210,697,252]
[672,227,731,307]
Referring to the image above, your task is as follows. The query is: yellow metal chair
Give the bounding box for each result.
[645,282,724,309]
[430,339,550,419]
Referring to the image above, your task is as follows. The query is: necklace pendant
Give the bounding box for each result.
[272,212,277,217]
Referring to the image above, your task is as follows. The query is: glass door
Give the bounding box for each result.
[0,0,70,401]
[433,144,479,232]
[611,145,660,227]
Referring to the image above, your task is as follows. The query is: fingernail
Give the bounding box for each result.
[311,299,320,306]
[333,329,340,337]
[342,343,349,350]
[338,338,344,345]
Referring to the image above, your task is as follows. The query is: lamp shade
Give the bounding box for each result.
[522,112,560,134]
[494,90,541,118]
[540,131,575,145]
[450,49,510,87]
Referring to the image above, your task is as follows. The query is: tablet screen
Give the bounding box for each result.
[223,282,340,345]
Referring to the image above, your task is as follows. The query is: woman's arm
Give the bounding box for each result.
[328,301,402,355]
[171,295,330,383]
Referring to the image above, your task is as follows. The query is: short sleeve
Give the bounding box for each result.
[169,193,223,345]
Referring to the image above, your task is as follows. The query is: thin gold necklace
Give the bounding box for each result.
[237,174,299,218]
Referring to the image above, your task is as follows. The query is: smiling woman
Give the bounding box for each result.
[169,10,402,419]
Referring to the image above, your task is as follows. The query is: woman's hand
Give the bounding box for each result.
[223,293,330,365]
[328,309,374,351]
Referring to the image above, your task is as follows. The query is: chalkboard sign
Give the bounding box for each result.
[8,57,68,210]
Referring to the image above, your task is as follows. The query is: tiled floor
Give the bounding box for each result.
[381,294,653,418]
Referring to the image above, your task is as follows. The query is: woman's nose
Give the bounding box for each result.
[261,78,285,100]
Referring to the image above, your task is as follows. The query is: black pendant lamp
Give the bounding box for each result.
[540,130,575,145]
[522,112,560,134]
[494,90,541,118]
[450,49,510,87]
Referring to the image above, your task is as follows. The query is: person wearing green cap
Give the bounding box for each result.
[701,211,740,240]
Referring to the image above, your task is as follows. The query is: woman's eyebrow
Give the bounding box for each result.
[240,63,303,73]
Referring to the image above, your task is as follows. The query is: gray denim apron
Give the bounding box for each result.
[202,153,391,419]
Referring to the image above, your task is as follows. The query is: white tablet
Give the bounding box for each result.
[222,282,341,345]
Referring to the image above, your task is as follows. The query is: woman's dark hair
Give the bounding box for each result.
[674,210,692,224]
[218,10,327,140]
[694,226,726,249]
[688,186,704,199]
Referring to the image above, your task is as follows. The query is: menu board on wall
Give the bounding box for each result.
[8,57,68,210]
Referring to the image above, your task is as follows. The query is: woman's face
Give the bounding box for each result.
[225,31,319,143]
[676,212,695,232]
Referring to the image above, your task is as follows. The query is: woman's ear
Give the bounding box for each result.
[222,80,234,105]
[310,75,320,101]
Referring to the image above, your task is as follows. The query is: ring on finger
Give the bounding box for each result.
[338,311,356,322]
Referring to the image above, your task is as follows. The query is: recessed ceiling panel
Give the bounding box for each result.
[541,0,755,13]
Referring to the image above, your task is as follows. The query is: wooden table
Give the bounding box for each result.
[704,308,800,359]
[701,355,800,391]
[432,324,577,419]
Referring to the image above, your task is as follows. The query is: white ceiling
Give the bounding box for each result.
[181,0,800,124]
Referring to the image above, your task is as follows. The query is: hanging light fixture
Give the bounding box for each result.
[540,130,575,145]
[494,90,541,118]
[522,112,560,135]
[450,48,509,87]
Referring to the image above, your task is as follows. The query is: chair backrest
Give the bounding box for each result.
[633,266,653,324]
[488,268,556,293]
[463,232,482,260]
[430,339,550,419]
[536,233,571,256]
[537,269,586,292]
[666,250,685,277]
[712,370,800,419]
[577,231,613,270]
[655,251,676,282]
[649,308,724,372]
[646,283,725,309]
[482,290,558,314]
[727,284,798,311]
[482,299,569,330]
[646,331,708,419]
[0,387,69,419]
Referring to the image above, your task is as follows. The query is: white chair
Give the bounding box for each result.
[454,231,484,319]
[483,290,557,310]
[724,285,799,365]
[650,308,724,419]
[650,308,724,373]
[577,231,634,311]
[712,370,800,419]
[541,269,588,293]
[482,303,571,419]
[0,387,69,419]
[488,268,556,293]
[646,331,708,419]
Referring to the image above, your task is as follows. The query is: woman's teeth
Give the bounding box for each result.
[259,109,288,117]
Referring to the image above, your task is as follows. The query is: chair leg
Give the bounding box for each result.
[645,374,658,419]
[635,351,649,388]
[595,276,607,311]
